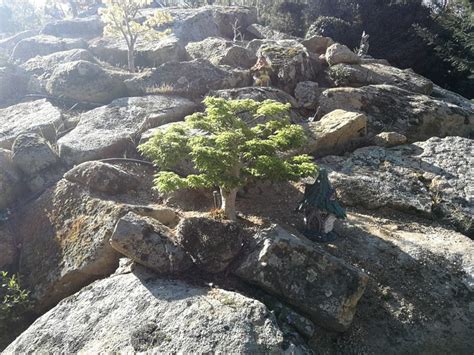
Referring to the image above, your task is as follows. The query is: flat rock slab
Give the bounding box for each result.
[58,95,197,165]
[320,136,474,237]
[234,225,368,332]
[4,268,295,353]
[0,99,63,149]
[40,16,104,39]
[318,84,473,141]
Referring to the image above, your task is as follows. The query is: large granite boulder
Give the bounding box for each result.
[318,84,473,141]
[294,81,323,109]
[58,95,197,165]
[303,109,367,157]
[89,35,186,69]
[21,49,96,76]
[125,59,251,98]
[301,35,334,55]
[320,136,474,237]
[0,99,63,149]
[110,212,192,274]
[0,30,38,54]
[185,37,254,69]
[430,84,474,110]
[325,43,361,66]
[0,149,24,209]
[259,41,315,93]
[10,35,87,63]
[330,63,433,95]
[4,267,296,353]
[41,16,104,39]
[0,65,28,105]
[46,60,128,104]
[176,217,244,273]
[234,225,368,332]
[246,24,295,40]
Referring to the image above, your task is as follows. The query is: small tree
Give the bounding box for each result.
[139,97,317,221]
[99,0,173,72]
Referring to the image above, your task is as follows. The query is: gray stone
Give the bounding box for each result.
[14,178,126,312]
[0,65,28,105]
[372,131,407,147]
[234,225,368,332]
[176,217,243,273]
[318,84,473,142]
[325,43,361,66]
[330,63,433,95]
[41,16,104,39]
[303,109,367,157]
[64,161,140,195]
[4,268,295,353]
[0,99,63,149]
[247,24,295,40]
[301,35,334,55]
[185,37,254,68]
[0,30,38,54]
[431,84,474,110]
[0,149,24,209]
[110,212,192,274]
[125,59,251,98]
[89,35,186,69]
[320,136,473,237]
[11,133,60,175]
[21,49,96,76]
[0,227,16,269]
[46,60,128,104]
[11,35,87,63]
[294,81,322,109]
[58,95,197,165]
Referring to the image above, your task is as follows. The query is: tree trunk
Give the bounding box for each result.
[127,46,136,73]
[220,187,238,221]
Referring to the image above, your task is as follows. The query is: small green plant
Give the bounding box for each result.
[329,64,351,86]
[139,97,317,221]
[0,271,31,338]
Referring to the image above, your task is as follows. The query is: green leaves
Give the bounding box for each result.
[139,97,317,195]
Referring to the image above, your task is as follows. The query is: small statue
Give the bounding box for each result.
[358,31,370,56]
[251,54,272,87]
[296,168,346,242]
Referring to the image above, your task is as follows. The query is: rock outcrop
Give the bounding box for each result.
[41,16,104,39]
[325,43,361,66]
[234,225,368,332]
[58,95,197,165]
[320,136,474,237]
[4,267,296,354]
[0,149,24,209]
[0,99,63,149]
[0,65,28,105]
[318,84,473,141]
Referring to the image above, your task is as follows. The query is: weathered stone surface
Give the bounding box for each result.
[0,99,63,149]
[431,84,474,110]
[0,149,24,209]
[125,59,251,98]
[234,225,368,332]
[89,35,186,68]
[110,212,192,274]
[330,63,433,95]
[259,41,315,93]
[303,109,367,157]
[294,81,322,109]
[325,43,361,66]
[185,37,254,68]
[372,131,407,147]
[247,24,295,40]
[15,179,126,312]
[11,35,87,63]
[46,60,128,104]
[0,65,28,105]
[11,133,60,175]
[5,267,294,354]
[41,16,104,39]
[21,48,96,76]
[318,84,473,141]
[58,95,197,165]
[301,35,334,55]
[320,136,473,237]
[0,227,16,269]
[176,217,243,273]
[0,30,38,54]
[64,161,140,195]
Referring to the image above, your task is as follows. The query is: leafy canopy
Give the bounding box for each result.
[99,0,173,48]
[139,97,317,193]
